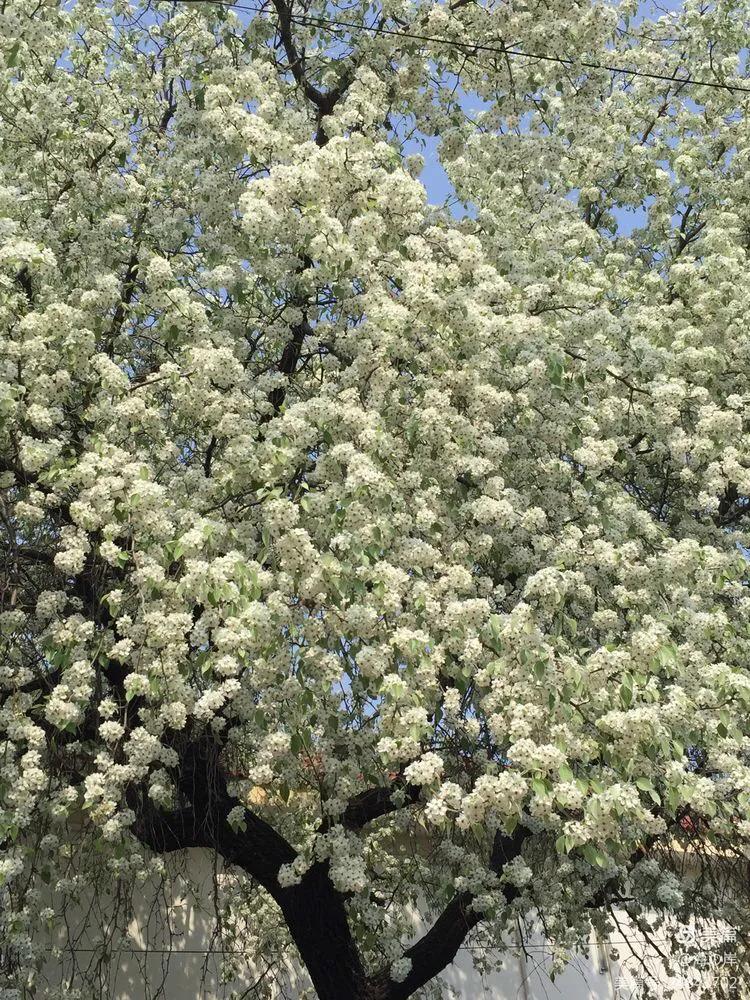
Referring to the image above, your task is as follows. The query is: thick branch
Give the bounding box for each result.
[283,861,370,1000]
[10,545,55,566]
[271,0,329,110]
[270,0,354,145]
[131,801,203,853]
[107,244,141,349]
[266,318,312,417]
[135,738,369,1000]
[370,826,526,1000]
[337,778,421,831]
[176,737,295,901]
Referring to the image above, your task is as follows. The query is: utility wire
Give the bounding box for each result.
[42,933,737,954]
[171,0,750,96]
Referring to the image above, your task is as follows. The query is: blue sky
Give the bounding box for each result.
[189,0,726,233]
[416,0,688,228]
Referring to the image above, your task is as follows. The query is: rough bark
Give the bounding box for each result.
[137,745,528,1000]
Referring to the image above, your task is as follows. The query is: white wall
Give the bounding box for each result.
[38,849,738,1000]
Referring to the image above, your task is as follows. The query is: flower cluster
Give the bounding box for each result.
[3,0,750,996]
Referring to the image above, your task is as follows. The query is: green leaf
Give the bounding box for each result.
[7,41,20,68]
[548,358,564,387]
[581,844,607,867]
[656,643,678,667]
[587,798,602,819]
[581,844,598,866]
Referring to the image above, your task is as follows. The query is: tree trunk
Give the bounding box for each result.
[281,863,373,1000]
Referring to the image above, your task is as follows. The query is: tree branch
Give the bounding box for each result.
[336,778,421,831]
[266,318,312,418]
[10,545,55,566]
[133,738,370,1000]
[0,455,38,485]
[369,826,526,1000]
[176,737,296,901]
[131,801,203,853]
[270,0,354,145]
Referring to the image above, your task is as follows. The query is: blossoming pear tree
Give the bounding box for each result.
[2,0,750,996]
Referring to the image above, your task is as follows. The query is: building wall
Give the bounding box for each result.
[39,848,737,1000]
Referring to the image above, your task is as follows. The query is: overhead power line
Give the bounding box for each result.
[171,0,750,96]
[43,929,738,953]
